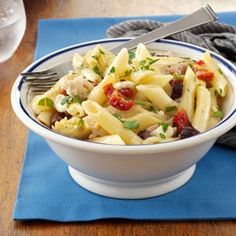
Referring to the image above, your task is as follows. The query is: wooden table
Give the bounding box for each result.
[1,1,236,235]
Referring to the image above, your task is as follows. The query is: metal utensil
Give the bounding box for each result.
[21,4,218,94]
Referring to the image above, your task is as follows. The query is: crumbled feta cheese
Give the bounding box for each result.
[81,68,101,84]
[165,126,177,137]
[157,110,165,116]
[151,125,176,138]
[151,126,166,137]
[55,94,68,112]
[113,81,136,90]
[60,75,94,99]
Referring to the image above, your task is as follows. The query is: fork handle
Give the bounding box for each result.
[109,4,218,54]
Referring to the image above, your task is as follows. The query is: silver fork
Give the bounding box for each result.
[21,60,73,94]
[22,4,217,94]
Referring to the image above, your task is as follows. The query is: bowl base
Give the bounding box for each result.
[68,165,196,199]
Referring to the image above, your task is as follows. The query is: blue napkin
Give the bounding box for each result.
[14,12,236,221]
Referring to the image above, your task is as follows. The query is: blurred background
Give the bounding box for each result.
[23,0,236,17]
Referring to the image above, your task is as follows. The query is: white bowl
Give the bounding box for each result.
[11,38,236,199]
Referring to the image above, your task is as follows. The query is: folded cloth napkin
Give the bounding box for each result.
[107,20,236,148]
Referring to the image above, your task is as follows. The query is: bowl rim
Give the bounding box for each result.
[11,38,236,154]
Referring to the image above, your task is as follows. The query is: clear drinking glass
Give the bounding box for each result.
[0,0,26,63]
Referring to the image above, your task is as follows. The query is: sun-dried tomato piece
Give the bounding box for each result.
[103,83,114,97]
[196,60,206,66]
[59,89,68,96]
[196,71,214,83]
[172,109,190,134]
[119,88,135,98]
[109,96,134,111]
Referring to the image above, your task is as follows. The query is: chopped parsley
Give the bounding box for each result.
[109,66,116,74]
[61,95,82,105]
[165,105,177,113]
[92,55,98,60]
[74,95,83,104]
[123,120,139,130]
[123,69,132,77]
[38,97,54,107]
[146,57,159,65]
[128,50,136,64]
[113,114,139,130]
[139,60,146,68]
[61,96,73,105]
[159,133,166,139]
[93,66,101,75]
[77,119,85,128]
[135,100,146,106]
[99,49,105,55]
[161,123,169,132]
[149,105,156,113]
[139,58,159,70]
[92,49,105,60]
[113,113,123,122]
[218,68,223,75]
[212,110,223,118]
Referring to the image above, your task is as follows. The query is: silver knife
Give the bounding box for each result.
[109,4,218,54]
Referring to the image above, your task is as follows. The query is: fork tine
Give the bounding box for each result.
[21,72,57,78]
[23,76,59,82]
[21,68,54,75]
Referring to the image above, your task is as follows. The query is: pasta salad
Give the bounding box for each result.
[31,43,228,145]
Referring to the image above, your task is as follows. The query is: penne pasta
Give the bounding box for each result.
[201,51,227,97]
[208,88,222,128]
[179,67,197,122]
[82,100,143,144]
[192,86,211,132]
[88,48,130,104]
[89,134,125,145]
[125,112,162,133]
[136,84,177,111]
[32,43,228,145]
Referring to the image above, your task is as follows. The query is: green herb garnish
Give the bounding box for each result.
[159,133,166,139]
[139,60,146,68]
[61,96,73,105]
[212,110,223,118]
[146,57,159,65]
[99,49,105,55]
[139,58,159,70]
[128,50,136,64]
[123,120,139,130]
[113,113,123,122]
[38,97,54,107]
[77,119,85,128]
[135,100,146,106]
[149,105,156,113]
[109,66,116,74]
[123,69,132,77]
[218,68,223,75]
[165,105,177,112]
[93,66,101,75]
[161,123,169,132]
[92,55,98,60]
[74,95,83,104]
